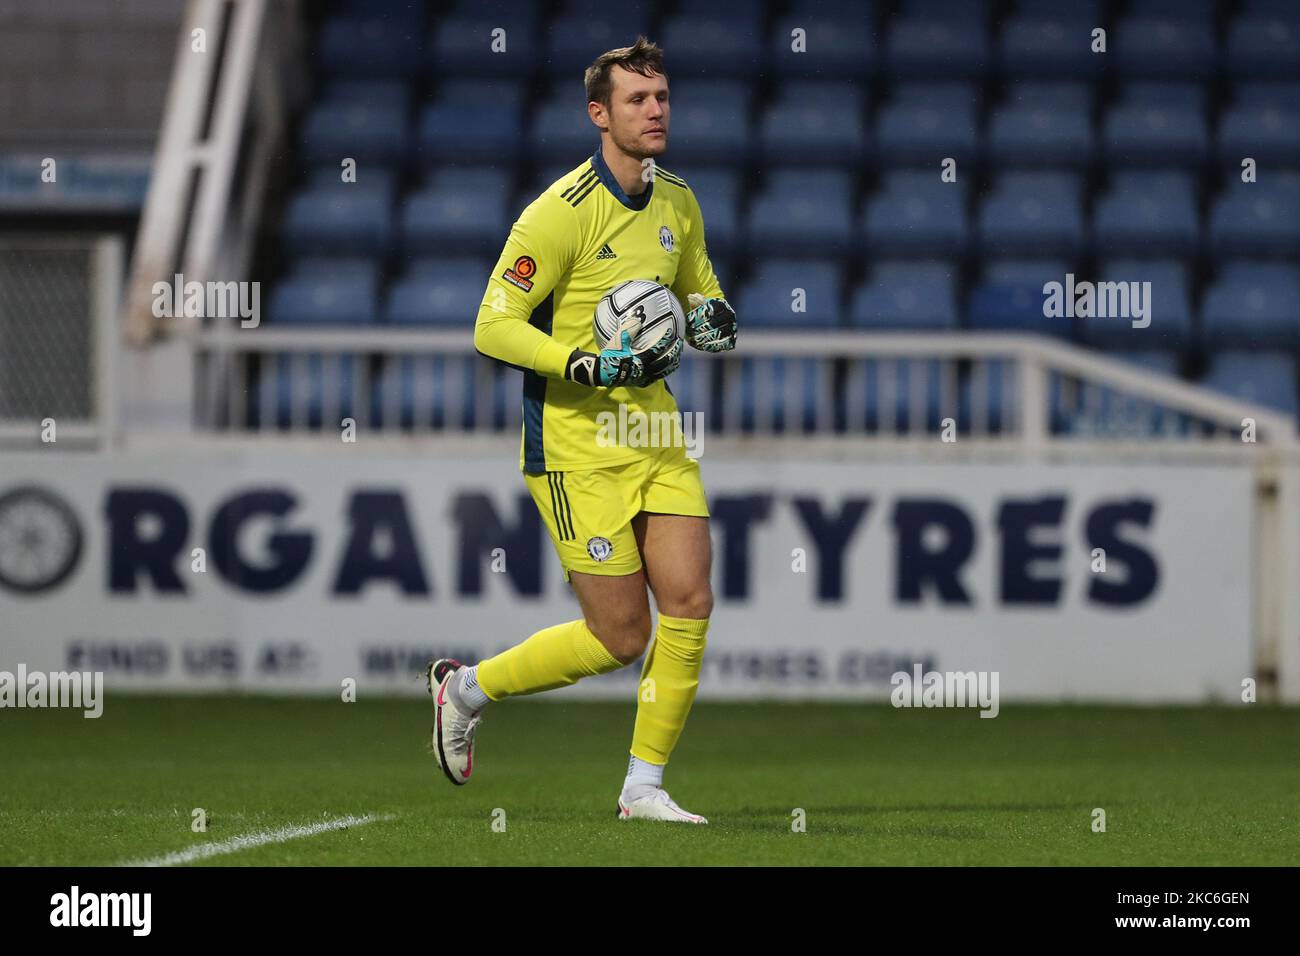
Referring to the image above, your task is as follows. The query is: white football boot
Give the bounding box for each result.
[427,658,482,786]
[617,788,709,824]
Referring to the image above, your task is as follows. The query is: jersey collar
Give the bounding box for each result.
[591,145,653,211]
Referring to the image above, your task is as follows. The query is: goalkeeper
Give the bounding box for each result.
[425,36,738,824]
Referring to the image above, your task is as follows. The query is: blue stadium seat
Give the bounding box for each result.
[268,272,379,325]
[542,16,651,77]
[318,16,422,78]
[1202,263,1300,347]
[887,18,989,78]
[300,102,409,166]
[1241,0,1300,18]
[1128,0,1214,22]
[728,357,834,434]
[977,175,1084,257]
[769,16,875,79]
[849,261,959,331]
[1053,351,1186,438]
[1103,104,1209,166]
[746,171,855,258]
[660,18,762,77]
[400,185,509,255]
[1209,183,1300,258]
[429,17,540,77]
[253,353,360,430]
[957,359,1015,434]
[333,0,423,27]
[319,78,412,115]
[669,80,752,117]
[1085,260,1192,349]
[281,184,395,258]
[674,169,740,256]
[1017,0,1099,16]
[674,0,763,28]
[670,96,752,165]
[416,99,518,165]
[1003,81,1092,112]
[370,355,483,430]
[1114,18,1217,78]
[847,358,946,434]
[760,102,865,165]
[1118,81,1205,111]
[434,79,526,112]
[968,260,1071,337]
[1233,81,1300,110]
[892,81,982,110]
[1217,101,1300,166]
[780,81,868,118]
[874,92,979,166]
[386,259,492,325]
[528,97,600,161]
[1200,352,1299,417]
[987,105,1094,167]
[1227,17,1300,78]
[900,0,988,21]
[1092,173,1199,257]
[862,176,967,257]
[1000,17,1102,79]
[733,260,842,328]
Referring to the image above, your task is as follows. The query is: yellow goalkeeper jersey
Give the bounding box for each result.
[474,146,726,474]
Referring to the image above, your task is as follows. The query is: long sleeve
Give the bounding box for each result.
[669,185,727,306]
[475,191,582,379]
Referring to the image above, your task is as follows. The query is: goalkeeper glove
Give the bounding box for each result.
[685,294,738,352]
[631,323,684,386]
[564,330,643,387]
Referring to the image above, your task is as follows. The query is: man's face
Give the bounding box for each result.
[595,64,669,159]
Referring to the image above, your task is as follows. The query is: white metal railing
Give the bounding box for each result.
[192,328,1299,448]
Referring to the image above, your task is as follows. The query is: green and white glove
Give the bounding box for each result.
[564,330,643,387]
[631,323,684,385]
[685,293,738,352]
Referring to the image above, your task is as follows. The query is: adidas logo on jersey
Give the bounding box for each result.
[596,243,617,260]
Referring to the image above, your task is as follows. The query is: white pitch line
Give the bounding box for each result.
[118,813,395,867]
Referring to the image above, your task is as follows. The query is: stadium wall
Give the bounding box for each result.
[2,443,1293,704]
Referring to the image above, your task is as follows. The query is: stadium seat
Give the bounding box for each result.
[987,104,1094,167]
[846,358,946,433]
[746,171,855,259]
[669,95,752,165]
[1227,17,1300,78]
[400,184,509,255]
[732,260,842,328]
[428,16,540,77]
[318,16,422,77]
[887,18,989,78]
[1217,101,1300,167]
[849,261,959,331]
[769,16,875,79]
[728,357,834,434]
[1053,351,1186,438]
[385,259,492,325]
[1114,18,1217,78]
[660,18,762,77]
[968,260,1072,338]
[1128,0,1214,22]
[957,359,1016,435]
[542,16,651,78]
[528,96,601,161]
[999,16,1102,79]
[1102,103,1210,166]
[1086,259,1193,350]
[1200,351,1299,417]
[252,353,360,430]
[1201,263,1300,347]
[416,99,518,165]
[1209,183,1300,258]
[370,354,482,430]
[281,184,395,258]
[1003,81,1092,113]
[319,78,413,115]
[1092,173,1199,257]
[862,177,967,257]
[874,90,979,166]
[267,268,379,325]
[760,101,865,166]
[300,102,409,166]
[977,175,1084,258]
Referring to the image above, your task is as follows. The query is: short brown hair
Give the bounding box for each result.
[584,35,666,108]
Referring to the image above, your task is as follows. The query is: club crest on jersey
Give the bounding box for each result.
[586,536,614,562]
[502,255,536,292]
[659,226,674,252]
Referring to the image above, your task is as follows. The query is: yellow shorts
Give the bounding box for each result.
[524,454,710,581]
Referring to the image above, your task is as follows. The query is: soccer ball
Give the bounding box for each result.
[593,279,684,354]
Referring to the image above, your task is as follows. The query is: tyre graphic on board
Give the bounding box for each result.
[0,486,83,594]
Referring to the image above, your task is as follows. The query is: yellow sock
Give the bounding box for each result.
[630,614,709,765]
[475,618,623,700]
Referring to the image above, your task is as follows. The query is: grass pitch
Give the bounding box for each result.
[1,695,1297,866]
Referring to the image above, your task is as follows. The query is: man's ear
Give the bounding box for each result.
[588,102,608,132]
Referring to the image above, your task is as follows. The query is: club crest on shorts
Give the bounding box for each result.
[586,536,614,562]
